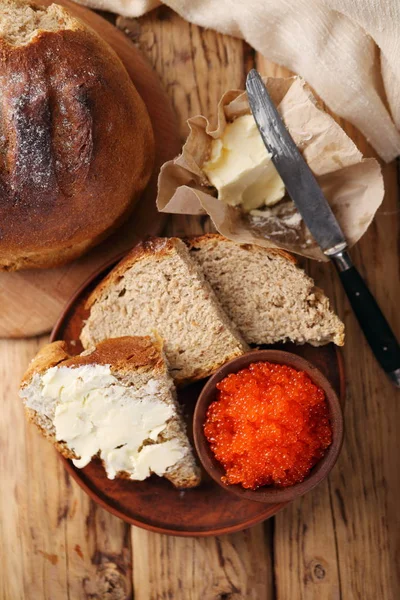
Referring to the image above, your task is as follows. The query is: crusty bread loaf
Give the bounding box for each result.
[187,234,344,346]
[0,0,154,270]
[80,238,248,385]
[20,336,201,488]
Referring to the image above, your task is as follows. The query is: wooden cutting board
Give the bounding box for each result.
[0,0,181,339]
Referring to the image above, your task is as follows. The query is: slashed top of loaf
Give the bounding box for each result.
[0,0,154,271]
[0,0,78,46]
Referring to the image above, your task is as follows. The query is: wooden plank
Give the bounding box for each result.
[121,8,248,140]
[1,8,398,600]
[323,158,400,599]
[131,523,274,600]
[0,337,132,599]
[128,8,274,599]
[256,52,342,600]
[257,54,400,599]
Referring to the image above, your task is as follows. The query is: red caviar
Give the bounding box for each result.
[204,361,332,489]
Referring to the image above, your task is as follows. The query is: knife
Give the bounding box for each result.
[246,68,400,387]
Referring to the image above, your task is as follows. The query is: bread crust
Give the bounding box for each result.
[187,233,345,347]
[21,336,165,386]
[21,336,201,488]
[85,238,181,310]
[85,233,296,315]
[0,1,154,270]
[186,233,298,264]
[21,340,155,461]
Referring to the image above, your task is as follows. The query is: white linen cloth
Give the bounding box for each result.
[76,0,400,162]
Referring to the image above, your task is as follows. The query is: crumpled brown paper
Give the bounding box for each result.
[157,77,384,260]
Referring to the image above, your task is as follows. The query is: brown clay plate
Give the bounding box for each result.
[50,259,345,537]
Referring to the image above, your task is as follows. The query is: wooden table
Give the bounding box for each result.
[1,7,399,599]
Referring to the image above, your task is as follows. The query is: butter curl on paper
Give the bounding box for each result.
[156,77,384,261]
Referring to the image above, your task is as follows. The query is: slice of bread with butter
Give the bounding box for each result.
[19,336,201,488]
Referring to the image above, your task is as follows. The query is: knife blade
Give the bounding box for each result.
[246,68,400,387]
[246,69,346,256]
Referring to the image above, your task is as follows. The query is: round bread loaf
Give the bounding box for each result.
[0,0,154,270]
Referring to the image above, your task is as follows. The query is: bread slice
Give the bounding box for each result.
[187,234,344,346]
[19,336,201,488]
[80,238,248,385]
[0,0,75,45]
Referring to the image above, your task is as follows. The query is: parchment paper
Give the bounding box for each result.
[157,77,384,261]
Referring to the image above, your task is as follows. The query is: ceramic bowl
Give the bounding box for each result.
[193,349,344,503]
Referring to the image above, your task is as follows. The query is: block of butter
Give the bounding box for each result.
[202,114,285,212]
[156,76,384,261]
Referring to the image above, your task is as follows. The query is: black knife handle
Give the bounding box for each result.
[331,250,400,386]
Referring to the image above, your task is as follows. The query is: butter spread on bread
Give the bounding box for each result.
[20,337,201,488]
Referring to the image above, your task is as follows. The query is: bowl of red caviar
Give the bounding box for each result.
[193,349,343,503]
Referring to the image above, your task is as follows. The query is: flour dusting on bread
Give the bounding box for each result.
[0,0,154,270]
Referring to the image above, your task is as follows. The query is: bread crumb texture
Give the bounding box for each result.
[19,337,201,488]
[0,0,75,45]
[81,238,248,384]
[188,234,344,346]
